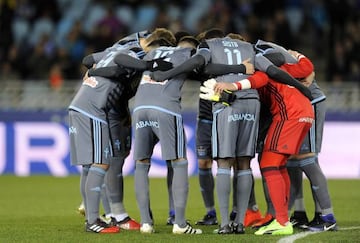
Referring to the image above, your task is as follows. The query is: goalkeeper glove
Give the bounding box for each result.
[199,79,236,106]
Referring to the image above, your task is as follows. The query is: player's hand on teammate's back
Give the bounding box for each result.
[199,79,236,106]
[147,57,173,72]
[300,71,315,87]
[83,70,89,81]
[147,57,173,81]
[242,58,255,74]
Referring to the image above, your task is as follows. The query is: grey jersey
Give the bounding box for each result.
[253,39,298,73]
[82,33,145,69]
[298,80,326,153]
[133,46,193,114]
[310,80,326,152]
[254,39,297,64]
[309,80,326,103]
[69,76,118,122]
[95,40,144,68]
[69,41,142,121]
[204,37,259,99]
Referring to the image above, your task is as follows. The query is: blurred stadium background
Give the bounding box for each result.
[0,0,359,177]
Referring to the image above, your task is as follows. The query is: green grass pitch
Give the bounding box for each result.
[0,175,359,242]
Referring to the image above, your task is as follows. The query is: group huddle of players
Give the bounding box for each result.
[69,27,337,235]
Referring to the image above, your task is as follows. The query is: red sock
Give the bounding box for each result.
[280,165,290,207]
[262,169,289,225]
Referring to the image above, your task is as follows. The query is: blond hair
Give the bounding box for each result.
[227,33,246,41]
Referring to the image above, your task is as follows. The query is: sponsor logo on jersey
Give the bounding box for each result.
[298,117,314,123]
[140,74,168,85]
[83,77,98,88]
[69,126,77,134]
[135,120,159,130]
[228,113,256,122]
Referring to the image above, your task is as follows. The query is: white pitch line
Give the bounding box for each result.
[277,226,360,243]
[340,226,360,230]
[277,231,318,243]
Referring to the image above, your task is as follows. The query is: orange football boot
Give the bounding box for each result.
[244,209,263,227]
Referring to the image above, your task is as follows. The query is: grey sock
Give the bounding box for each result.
[171,160,189,227]
[134,162,151,224]
[314,199,322,213]
[232,173,238,212]
[166,160,174,215]
[80,165,90,215]
[105,156,126,215]
[101,183,111,215]
[287,163,305,211]
[216,168,231,227]
[235,169,252,225]
[313,157,325,214]
[301,156,333,214]
[86,166,106,224]
[199,168,215,210]
[248,174,258,210]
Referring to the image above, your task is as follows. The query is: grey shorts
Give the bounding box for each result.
[298,100,325,154]
[212,98,260,159]
[133,108,186,161]
[196,119,212,159]
[107,110,132,158]
[69,110,111,165]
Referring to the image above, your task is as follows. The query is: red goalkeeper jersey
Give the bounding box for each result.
[251,55,314,121]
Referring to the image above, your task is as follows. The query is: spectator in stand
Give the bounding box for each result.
[28,8,56,47]
[0,0,14,63]
[11,0,35,46]
[97,6,128,40]
[326,39,350,83]
[26,35,54,80]
[1,1,360,95]
[49,63,63,90]
[0,62,20,81]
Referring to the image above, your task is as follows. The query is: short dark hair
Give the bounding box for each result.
[204,28,225,39]
[147,38,174,47]
[178,36,200,47]
[175,31,191,43]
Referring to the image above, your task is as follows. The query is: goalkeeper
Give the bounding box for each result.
[201,39,317,236]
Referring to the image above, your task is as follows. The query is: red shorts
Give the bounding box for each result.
[263,119,313,155]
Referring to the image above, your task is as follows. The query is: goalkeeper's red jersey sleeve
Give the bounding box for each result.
[234,71,269,90]
[247,71,269,89]
[281,56,314,79]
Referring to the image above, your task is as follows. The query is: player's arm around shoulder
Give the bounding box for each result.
[282,50,314,79]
